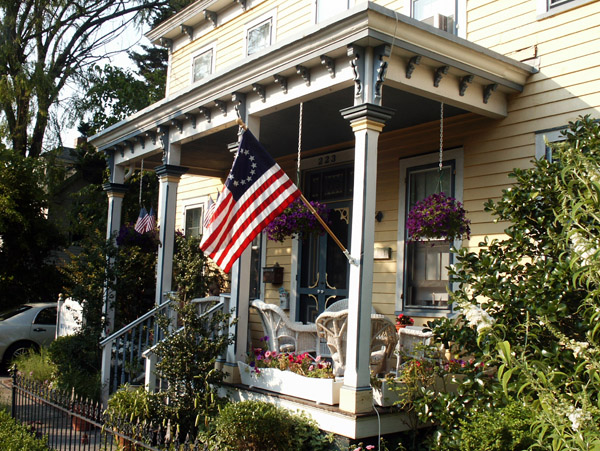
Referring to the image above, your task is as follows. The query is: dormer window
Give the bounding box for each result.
[316,0,350,23]
[412,0,456,34]
[192,47,213,82]
[247,17,273,56]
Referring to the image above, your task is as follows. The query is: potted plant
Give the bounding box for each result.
[406,192,470,242]
[395,313,414,331]
[238,343,343,405]
[265,198,329,242]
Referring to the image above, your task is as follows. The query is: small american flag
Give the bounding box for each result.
[203,196,217,229]
[200,130,300,272]
[134,207,156,234]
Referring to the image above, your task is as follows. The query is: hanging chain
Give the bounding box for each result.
[439,102,444,172]
[139,159,144,207]
[297,102,303,185]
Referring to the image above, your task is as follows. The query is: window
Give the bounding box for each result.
[537,0,593,17]
[192,48,213,82]
[406,0,466,37]
[249,234,264,300]
[34,308,57,325]
[246,17,272,56]
[535,127,566,162]
[185,206,203,238]
[397,148,464,315]
[316,0,349,23]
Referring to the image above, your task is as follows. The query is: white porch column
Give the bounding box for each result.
[155,163,187,305]
[223,103,257,383]
[339,103,394,414]
[102,161,127,335]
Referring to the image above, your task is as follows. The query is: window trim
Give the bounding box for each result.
[535,127,566,161]
[244,11,276,57]
[182,197,211,238]
[536,0,595,19]
[190,43,216,84]
[403,0,467,39]
[396,147,464,317]
[314,0,352,24]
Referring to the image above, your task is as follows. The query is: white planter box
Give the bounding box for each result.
[237,361,343,405]
[372,379,403,407]
[372,374,465,407]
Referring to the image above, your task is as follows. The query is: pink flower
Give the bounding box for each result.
[309,365,315,371]
[265,350,272,358]
[366,446,375,450]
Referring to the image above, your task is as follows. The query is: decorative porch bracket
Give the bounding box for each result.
[348,44,391,105]
[339,103,394,414]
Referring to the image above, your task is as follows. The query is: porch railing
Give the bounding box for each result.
[143,296,226,393]
[99,298,176,402]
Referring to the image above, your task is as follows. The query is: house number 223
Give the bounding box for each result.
[317,154,336,166]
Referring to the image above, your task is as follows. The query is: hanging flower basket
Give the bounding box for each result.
[406,192,470,242]
[265,198,329,242]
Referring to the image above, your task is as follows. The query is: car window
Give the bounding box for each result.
[33,308,57,325]
[0,306,31,321]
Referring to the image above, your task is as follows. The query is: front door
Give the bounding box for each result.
[297,164,353,323]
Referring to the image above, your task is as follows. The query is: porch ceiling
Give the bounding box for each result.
[89,2,535,175]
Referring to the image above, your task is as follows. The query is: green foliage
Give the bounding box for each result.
[13,348,57,385]
[48,333,102,401]
[454,401,535,451]
[152,301,233,437]
[105,384,159,425]
[0,148,65,305]
[212,400,333,451]
[0,409,48,451]
[421,116,600,450]
[173,233,226,302]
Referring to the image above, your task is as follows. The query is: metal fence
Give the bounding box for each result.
[10,373,207,450]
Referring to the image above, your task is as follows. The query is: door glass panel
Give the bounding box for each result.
[404,164,453,309]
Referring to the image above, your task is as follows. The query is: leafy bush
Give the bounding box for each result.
[48,333,101,401]
[455,401,535,451]
[0,409,48,451]
[420,116,600,449]
[213,400,332,451]
[13,348,56,385]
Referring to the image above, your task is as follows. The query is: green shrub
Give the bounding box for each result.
[0,409,48,450]
[13,348,56,385]
[213,400,332,451]
[48,333,101,400]
[456,401,535,451]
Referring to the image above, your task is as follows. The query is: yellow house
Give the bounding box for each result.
[90,0,600,440]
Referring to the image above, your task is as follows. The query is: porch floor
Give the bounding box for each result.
[218,383,412,440]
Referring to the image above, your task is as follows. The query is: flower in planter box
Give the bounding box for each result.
[265,198,330,242]
[247,340,334,379]
[406,192,470,242]
[396,313,414,326]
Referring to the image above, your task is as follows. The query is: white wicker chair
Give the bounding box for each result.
[251,300,320,354]
[315,308,398,377]
[396,326,434,373]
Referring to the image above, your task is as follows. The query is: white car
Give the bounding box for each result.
[0,303,57,366]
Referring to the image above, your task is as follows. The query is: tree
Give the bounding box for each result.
[0,0,179,157]
[0,147,65,305]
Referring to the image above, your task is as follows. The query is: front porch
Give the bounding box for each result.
[89,1,534,432]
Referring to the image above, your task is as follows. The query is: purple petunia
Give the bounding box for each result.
[406,192,470,242]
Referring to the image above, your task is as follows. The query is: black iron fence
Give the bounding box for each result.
[10,373,207,450]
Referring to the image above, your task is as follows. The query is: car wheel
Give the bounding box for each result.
[5,343,37,365]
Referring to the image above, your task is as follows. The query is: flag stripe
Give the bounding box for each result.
[200,130,301,273]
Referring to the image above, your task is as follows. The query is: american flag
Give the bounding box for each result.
[200,130,300,272]
[134,207,156,234]
[203,196,217,229]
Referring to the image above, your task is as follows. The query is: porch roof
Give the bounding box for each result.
[89,2,536,176]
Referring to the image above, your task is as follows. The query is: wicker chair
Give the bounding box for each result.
[251,300,320,354]
[396,326,434,372]
[315,307,398,377]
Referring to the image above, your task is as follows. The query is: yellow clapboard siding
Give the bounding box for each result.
[466,157,535,178]
[467,0,520,22]
[468,1,534,37]
[510,79,600,113]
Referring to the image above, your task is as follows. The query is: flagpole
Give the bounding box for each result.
[235,117,358,267]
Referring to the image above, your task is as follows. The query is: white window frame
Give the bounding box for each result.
[190,43,215,84]
[535,127,566,161]
[403,0,466,39]
[183,197,211,238]
[244,11,276,56]
[396,147,464,316]
[314,0,352,23]
[537,0,595,19]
